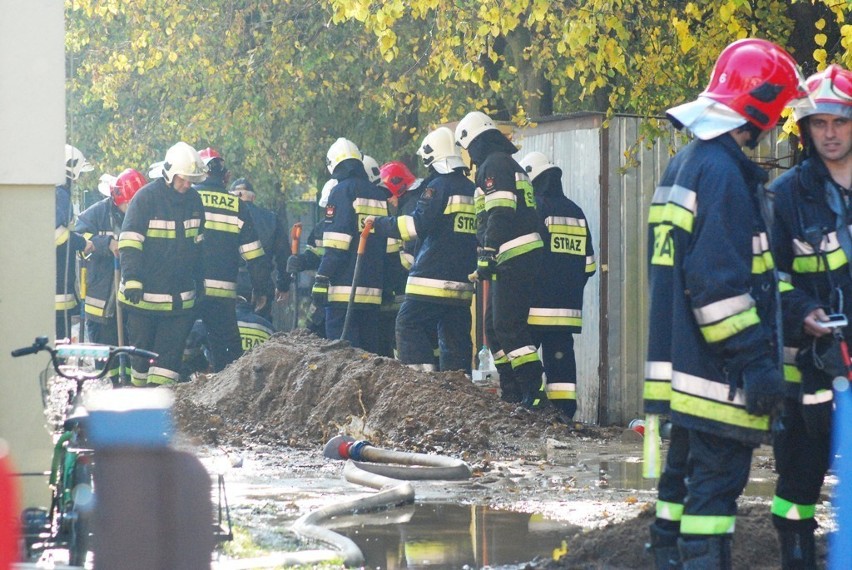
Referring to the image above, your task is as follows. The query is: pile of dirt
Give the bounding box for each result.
[174,330,616,459]
[539,504,828,569]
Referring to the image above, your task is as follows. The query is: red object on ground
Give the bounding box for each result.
[0,444,21,569]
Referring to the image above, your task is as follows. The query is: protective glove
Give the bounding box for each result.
[124,284,143,305]
[476,247,497,281]
[801,371,834,438]
[312,275,330,306]
[741,356,784,416]
[286,254,304,273]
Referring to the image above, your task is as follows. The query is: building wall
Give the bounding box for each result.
[0,0,66,508]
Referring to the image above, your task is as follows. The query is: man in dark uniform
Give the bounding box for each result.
[118,142,207,386]
[455,111,544,406]
[770,64,852,569]
[642,39,810,568]
[519,151,596,422]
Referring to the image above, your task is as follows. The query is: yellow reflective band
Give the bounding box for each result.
[784,364,802,383]
[204,221,239,234]
[497,233,543,264]
[397,215,417,241]
[656,500,684,522]
[671,390,770,431]
[699,307,760,343]
[85,303,106,317]
[400,252,414,270]
[328,286,382,304]
[323,231,352,251]
[508,345,540,368]
[545,382,576,400]
[484,190,517,211]
[771,495,816,521]
[752,251,775,274]
[55,226,70,246]
[354,198,388,216]
[528,307,582,327]
[643,379,672,401]
[147,366,179,385]
[444,195,475,214]
[792,248,848,273]
[779,281,794,293]
[55,294,77,311]
[405,276,474,300]
[240,240,265,261]
[679,514,735,536]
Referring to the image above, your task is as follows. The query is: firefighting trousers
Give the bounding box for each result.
[772,398,831,532]
[325,305,382,354]
[376,302,398,358]
[396,298,472,372]
[126,311,195,386]
[679,428,752,537]
[654,423,690,535]
[198,297,243,372]
[55,305,79,340]
[86,318,125,384]
[485,252,543,400]
[531,327,577,418]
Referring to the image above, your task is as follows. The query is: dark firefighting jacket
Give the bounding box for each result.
[372,169,477,305]
[75,197,125,322]
[474,151,542,263]
[643,135,781,446]
[771,155,851,398]
[243,201,291,292]
[194,176,271,299]
[55,184,88,312]
[118,178,205,315]
[316,161,388,306]
[236,300,274,351]
[528,169,596,332]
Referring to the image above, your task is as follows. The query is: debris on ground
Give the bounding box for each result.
[173,330,830,569]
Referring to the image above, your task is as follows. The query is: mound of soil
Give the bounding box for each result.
[174,330,614,459]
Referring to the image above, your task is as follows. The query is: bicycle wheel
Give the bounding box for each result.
[68,458,94,567]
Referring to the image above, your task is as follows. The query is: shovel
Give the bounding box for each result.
[289,222,302,330]
[341,218,373,341]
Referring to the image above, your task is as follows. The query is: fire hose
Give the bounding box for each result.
[215,435,470,568]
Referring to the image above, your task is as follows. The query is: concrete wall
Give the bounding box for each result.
[0,0,66,508]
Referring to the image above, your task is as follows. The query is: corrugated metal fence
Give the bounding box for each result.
[515,113,794,425]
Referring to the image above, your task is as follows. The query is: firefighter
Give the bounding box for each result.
[56,145,94,339]
[236,279,275,352]
[519,151,596,422]
[118,141,207,386]
[76,168,146,368]
[287,178,337,338]
[455,111,544,405]
[770,64,852,569]
[194,148,273,371]
[377,160,416,358]
[642,39,810,569]
[312,138,388,350]
[368,127,477,371]
[229,177,292,322]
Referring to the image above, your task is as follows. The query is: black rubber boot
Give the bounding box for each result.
[517,362,546,409]
[646,524,681,569]
[497,363,522,403]
[677,536,732,570]
[778,529,816,569]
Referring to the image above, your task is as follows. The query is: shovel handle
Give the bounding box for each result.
[290,223,302,255]
[357,219,373,255]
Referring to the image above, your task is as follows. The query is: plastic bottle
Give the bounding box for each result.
[472,346,499,393]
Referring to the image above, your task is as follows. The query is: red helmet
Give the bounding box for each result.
[794,64,852,122]
[112,168,147,207]
[380,161,416,198]
[701,38,809,132]
[198,147,223,165]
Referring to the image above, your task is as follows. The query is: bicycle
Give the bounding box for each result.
[12,336,157,567]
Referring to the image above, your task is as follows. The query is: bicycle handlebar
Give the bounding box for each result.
[11,337,159,381]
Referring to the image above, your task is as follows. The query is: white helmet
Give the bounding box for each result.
[326,137,362,174]
[148,161,164,179]
[65,144,94,180]
[97,173,117,197]
[362,155,381,183]
[418,127,466,174]
[162,142,208,184]
[455,111,498,150]
[519,152,558,183]
[319,179,338,208]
